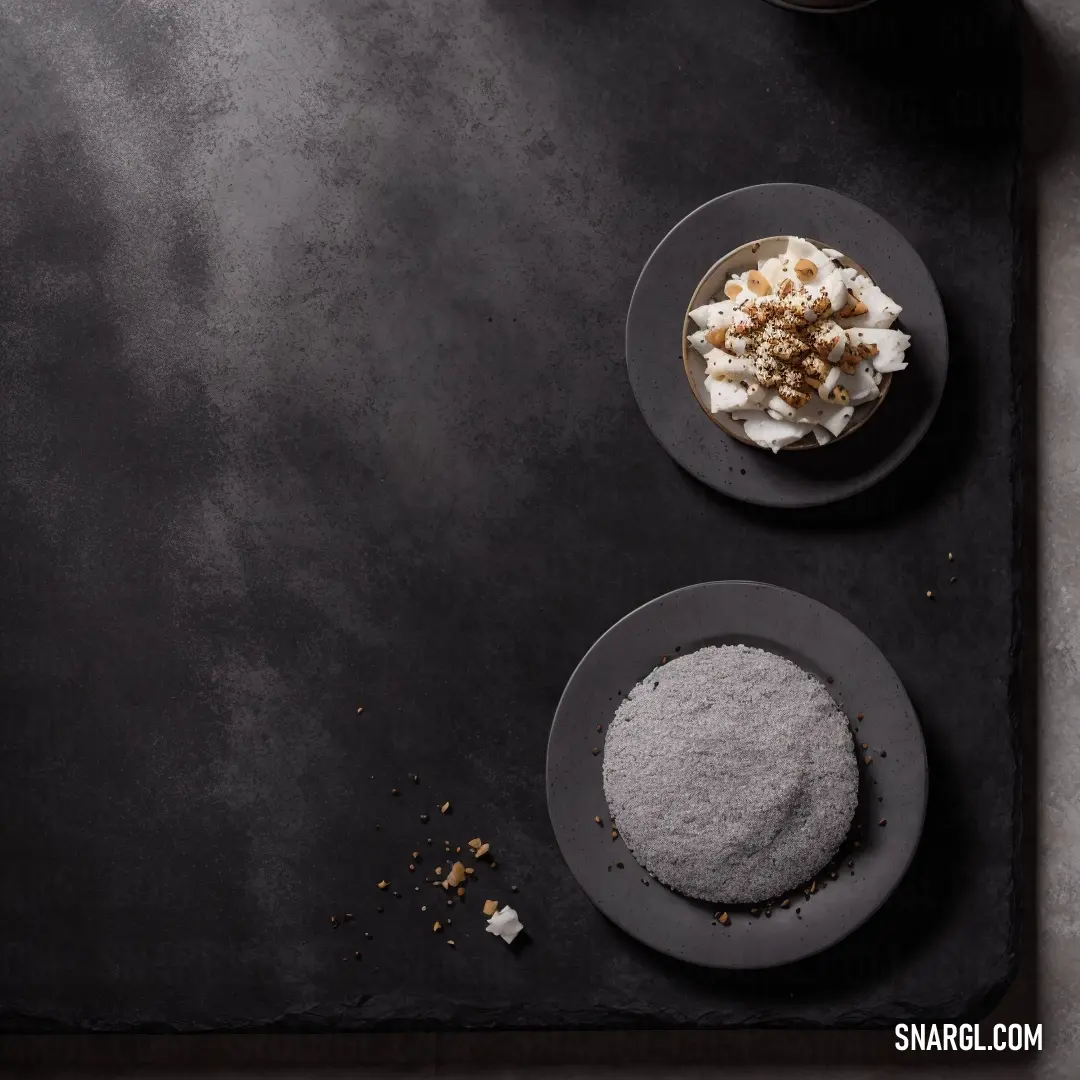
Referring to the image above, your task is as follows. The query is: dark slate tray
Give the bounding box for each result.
[0,0,1021,1031]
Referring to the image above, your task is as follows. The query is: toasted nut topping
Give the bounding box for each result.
[794,259,817,283]
[852,300,869,316]
[483,899,499,917]
[856,342,879,359]
[811,293,831,316]
[805,376,821,389]
[446,861,466,886]
[812,335,840,360]
[747,270,771,296]
[779,385,811,409]
[777,277,795,298]
[705,327,727,349]
[724,280,742,300]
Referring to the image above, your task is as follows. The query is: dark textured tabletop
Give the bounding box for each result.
[0,0,1021,1031]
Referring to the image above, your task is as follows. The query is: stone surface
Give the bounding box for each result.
[0,0,1022,1040]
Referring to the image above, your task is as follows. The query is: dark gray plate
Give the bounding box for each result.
[625,184,948,507]
[763,0,879,11]
[546,581,928,969]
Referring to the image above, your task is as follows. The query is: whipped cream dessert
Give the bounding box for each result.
[687,237,910,451]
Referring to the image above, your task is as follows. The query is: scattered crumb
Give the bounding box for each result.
[486,905,523,944]
[483,899,498,917]
[377,880,389,890]
[440,802,451,814]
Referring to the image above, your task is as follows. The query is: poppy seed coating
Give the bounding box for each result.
[602,645,858,904]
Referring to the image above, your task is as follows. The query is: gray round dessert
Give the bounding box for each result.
[602,644,858,904]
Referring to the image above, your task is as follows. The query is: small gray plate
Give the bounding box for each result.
[763,0,879,11]
[546,581,928,969]
[626,184,948,507]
